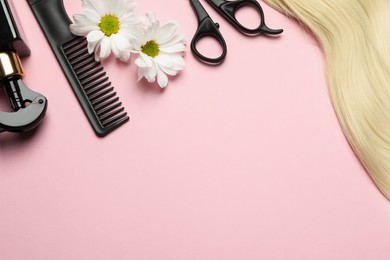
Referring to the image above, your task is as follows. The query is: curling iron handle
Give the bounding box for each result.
[0,50,47,132]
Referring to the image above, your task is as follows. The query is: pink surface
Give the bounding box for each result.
[1,0,390,259]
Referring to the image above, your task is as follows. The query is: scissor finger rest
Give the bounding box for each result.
[190,0,227,64]
[207,0,283,36]
[191,18,227,64]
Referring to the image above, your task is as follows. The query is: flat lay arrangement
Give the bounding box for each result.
[1,0,390,259]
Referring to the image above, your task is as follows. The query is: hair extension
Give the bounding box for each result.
[264,0,390,200]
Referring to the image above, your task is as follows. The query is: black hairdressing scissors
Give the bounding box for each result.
[190,0,283,65]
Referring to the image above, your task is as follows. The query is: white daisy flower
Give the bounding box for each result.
[70,0,141,62]
[133,13,186,88]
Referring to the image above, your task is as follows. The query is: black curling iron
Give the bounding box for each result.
[0,0,47,133]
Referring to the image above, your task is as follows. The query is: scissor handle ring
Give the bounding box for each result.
[219,0,283,35]
[191,18,227,65]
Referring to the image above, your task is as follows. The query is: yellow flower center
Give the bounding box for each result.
[142,40,159,58]
[99,15,120,36]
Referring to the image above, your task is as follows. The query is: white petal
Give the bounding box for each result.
[135,52,153,67]
[70,24,99,36]
[83,9,101,23]
[82,0,104,16]
[159,43,186,53]
[126,29,146,51]
[111,34,131,52]
[99,37,111,60]
[156,68,168,88]
[159,65,178,76]
[119,51,130,62]
[72,13,99,27]
[120,1,136,16]
[94,45,100,61]
[159,34,186,49]
[72,14,90,25]
[146,13,158,27]
[87,30,104,43]
[144,13,159,39]
[111,38,121,58]
[120,15,141,24]
[86,30,103,53]
[87,41,97,54]
[110,0,121,13]
[118,25,142,42]
[110,36,131,61]
[137,66,148,82]
[119,25,137,34]
[141,61,157,82]
[107,0,121,15]
[113,0,136,16]
[155,53,185,70]
[155,22,178,45]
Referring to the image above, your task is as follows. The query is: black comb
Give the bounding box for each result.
[28,0,129,137]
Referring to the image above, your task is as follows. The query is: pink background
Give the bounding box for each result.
[1,0,390,259]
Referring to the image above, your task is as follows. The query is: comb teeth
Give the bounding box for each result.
[62,37,129,135]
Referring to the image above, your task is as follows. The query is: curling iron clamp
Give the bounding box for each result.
[0,0,47,133]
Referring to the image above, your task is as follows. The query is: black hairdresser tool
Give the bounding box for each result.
[190,0,283,64]
[28,0,129,137]
[0,0,47,133]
